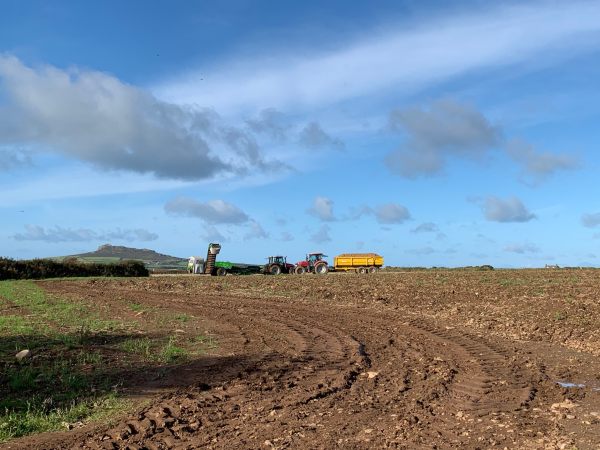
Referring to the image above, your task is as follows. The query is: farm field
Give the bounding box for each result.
[2,270,600,449]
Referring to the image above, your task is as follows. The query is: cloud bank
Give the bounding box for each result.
[386,99,578,181]
[164,196,269,241]
[483,196,536,223]
[157,2,600,112]
[582,212,600,228]
[0,56,283,181]
[13,225,158,243]
[307,197,411,224]
[164,197,249,224]
[507,139,578,185]
[504,243,541,254]
[308,196,336,222]
[386,99,500,178]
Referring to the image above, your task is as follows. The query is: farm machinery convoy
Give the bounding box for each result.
[187,243,384,276]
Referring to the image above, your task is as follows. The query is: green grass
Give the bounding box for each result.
[78,256,121,264]
[195,334,219,350]
[0,281,122,334]
[174,313,191,322]
[128,302,146,313]
[119,337,152,358]
[0,281,131,442]
[119,336,190,363]
[0,394,130,442]
[0,315,36,335]
[159,336,188,363]
[0,279,220,443]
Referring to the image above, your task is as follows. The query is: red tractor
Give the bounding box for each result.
[263,256,294,275]
[293,252,329,275]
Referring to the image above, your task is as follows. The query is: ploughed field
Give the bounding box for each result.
[4,270,600,449]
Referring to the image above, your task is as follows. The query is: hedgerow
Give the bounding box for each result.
[0,258,148,280]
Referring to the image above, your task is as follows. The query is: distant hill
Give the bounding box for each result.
[63,244,187,270]
[74,244,181,262]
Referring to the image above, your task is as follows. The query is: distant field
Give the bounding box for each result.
[53,256,188,271]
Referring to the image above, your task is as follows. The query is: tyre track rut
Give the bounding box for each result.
[8,280,594,450]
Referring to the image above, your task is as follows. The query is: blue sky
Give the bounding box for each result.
[2,0,600,267]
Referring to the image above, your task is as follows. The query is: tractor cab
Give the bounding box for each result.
[264,255,294,275]
[293,252,329,275]
[307,253,327,264]
[268,255,287,265]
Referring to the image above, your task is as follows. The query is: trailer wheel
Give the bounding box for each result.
[269,264,282,275]
[216,267,227,276]
[368,266,378,274]
[294,265,306,275]
[357,266,367,274]
[314,263,328,275]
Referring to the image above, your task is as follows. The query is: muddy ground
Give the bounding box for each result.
[4,270,600,449]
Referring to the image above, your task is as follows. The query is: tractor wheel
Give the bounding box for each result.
[270,264,282,275]
[357,266,367,274]
[314,263,329,275]
[294,265,306,275]
[368,266,378,274]
[216,267,227,276]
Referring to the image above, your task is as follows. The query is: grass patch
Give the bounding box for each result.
[0,315,36,335]
[0,281,122,334]
[0,279,220,443]
[128,302,147,313]
[159,336,188,363]
[119,337,152,358]
[195,334,219,350]
[119,336,189,363]
[174,313,191,323]
[0,393,130,443]
[0,281,133,442]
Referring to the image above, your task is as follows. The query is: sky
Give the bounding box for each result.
[1,0,600,267]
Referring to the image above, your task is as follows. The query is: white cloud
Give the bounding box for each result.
[0,55,283,181]
[165,197,270,241]
[374,203,411,224]
[507,139,578,185]
[411,222,439,233]
[483,196,536,223]
[246,108,289,141]
[310,224,331,243]
[0,164,193,207]
[13,225,158,243]
[201,225,228,243]
[156,2,600,113]
[582,212,600,228]
[280,231,294,242]
[245,220,269,240]
[0,148,31,171]
[299,122,344,151]
[386,99,500,178]
[504,243,541,254]
[308,196,336,221]
[165,197,249,224]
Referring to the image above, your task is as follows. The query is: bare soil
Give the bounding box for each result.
[4,270,600,449]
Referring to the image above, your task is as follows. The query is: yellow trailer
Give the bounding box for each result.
[334,253,384,273]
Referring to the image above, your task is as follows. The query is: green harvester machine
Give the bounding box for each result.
[187,243,262,276]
